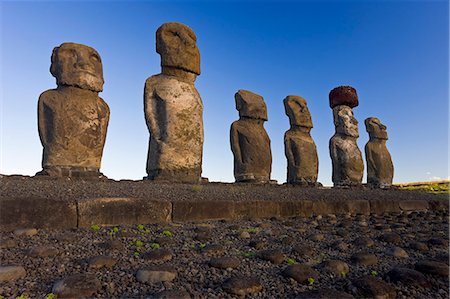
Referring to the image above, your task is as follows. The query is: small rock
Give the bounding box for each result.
[136,265,177,283]
[143,249,173,262]
[281,236,294,245]
[0,266,26,282]
[154,236,175,246]
[408,241,429,252]
[380,232,402,244]
[0,239,17,249]
[13,228,38,236]
[240,231,251,239]
[149,289,191,299]
[352,275,396,299]
[52,274,101,298]
[194,232,211,242]
[415,260,449,277]
[387,246,409,258]
[296,288,355,299]
[282,264,319,284]
[27,246,59,257]
[353,237,374,248]
[249,240,265,250]
[201,244,225,255]
[385,267,431,288]
[428,238,447,247]
[209,257,240,269]
[292,245,313,257]
[222,276,262,296]
[351,253,378,266]
[336,229,349,237]
[331,241,349,251]
[101,239,124,251]
[309,233,325,241]
[320,260,349,276]
[258,249,285,264]
[88,256,117,269]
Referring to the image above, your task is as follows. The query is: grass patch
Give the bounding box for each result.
[395,181,449,195]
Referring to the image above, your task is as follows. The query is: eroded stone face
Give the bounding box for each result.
[37,43,109,178]
[365,117,388,140]
[156,22,200,76]
[235,89,268,120]
[365,117,393,188]
[231,90,271,183]
[284,95,313,128]
[283,96,318,185]
[334,105,359,138]
[50,43,104,92]
[144,22,204,183]
[330,106,363,186]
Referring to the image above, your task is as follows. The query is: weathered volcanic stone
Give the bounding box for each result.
[36,42,109,179]
[136,265,177,283]
[386,267,431,288]
[150,289,191,299]
[142,249,173,262]
[144,22,203,183]
[27,246,59,257]
[209,257,240,269]
[0,266,26,282]
[257,249,285,264]
[351,253,378,266]
[329,85,358,108]
[352,276,396,299]
[283,95,319,186]
[296,288,355,299]
[329,105,364,187]
[88,255,117,269]
[230,89,272,183]
[320,260,349,276]
[415,260,449,277]
[365,117,394,188]
[282,264,319,284]
[52,273,101,298]
[222,276,262,296]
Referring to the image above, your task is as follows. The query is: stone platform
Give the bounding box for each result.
[0,176,448,231]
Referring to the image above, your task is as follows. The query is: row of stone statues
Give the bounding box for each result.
[35,22,393,188]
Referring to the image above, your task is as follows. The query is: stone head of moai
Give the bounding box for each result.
[365,117,388,140]
[50,42,104,92]
[156,22,200,79]
[235,89,268,121]
[333,105,359,138]
[284,95,313,129]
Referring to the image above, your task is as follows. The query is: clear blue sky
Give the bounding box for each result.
[1,1,448,185]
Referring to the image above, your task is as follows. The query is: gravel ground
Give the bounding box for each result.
[1,210,448,298]
[0,175,447,202]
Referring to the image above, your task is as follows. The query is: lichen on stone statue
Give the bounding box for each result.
[36,42,110,178]
[144,22,204,183]
[283,95,320,186]
[329,86,364,187]
[230,90,272,183]
[365,117,394,188]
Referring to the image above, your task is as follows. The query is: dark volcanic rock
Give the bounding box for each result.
[209,257,240,269]
[415,260,449,277]
[296,288,355,299]
[143,249,173,262]
[257,249,285,264]
[352,275,396,299]
[282,264,319,284]
[222,276,262,296]
[351,252,378,266]
[136,265,177,283]
[386,267,431,288]
[52,274,101,299]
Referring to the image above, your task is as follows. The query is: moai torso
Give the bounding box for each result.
[144,22,204,183]
[328,86,364,187]
[330,134,364,186]
[283,96,318,185]
[37,42,109,178]
[365,117,394,188]
[230,90,272,183]
[144,74,203,181]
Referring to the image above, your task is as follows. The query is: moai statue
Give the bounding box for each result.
[283,95,319,186]
[329,86,364,187]
[144,22,204,183]
[365,117,394,188]
[230,89,272,183]
[36,42,110,178]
